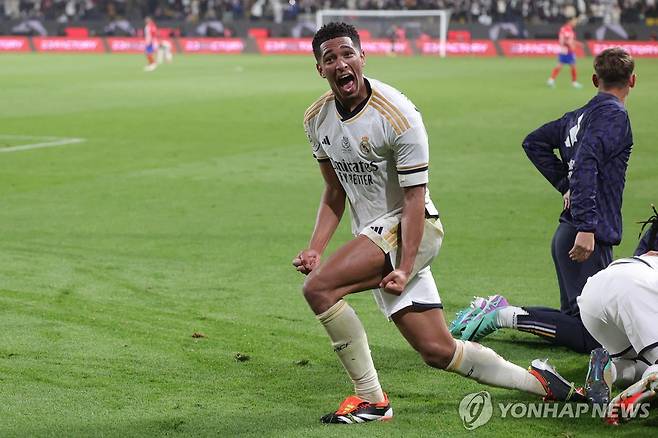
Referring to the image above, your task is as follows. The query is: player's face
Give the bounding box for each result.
[316,37,367,110]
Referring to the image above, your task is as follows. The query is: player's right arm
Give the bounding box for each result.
[522,117,569,194]
[293,161,346,275]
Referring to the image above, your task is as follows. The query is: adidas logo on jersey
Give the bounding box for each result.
[322,136,331,146]
[370,226,384,235]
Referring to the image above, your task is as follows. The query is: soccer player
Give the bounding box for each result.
[547,16,582,89]
[294,22,583,425]
[143,17,172,72]
[144,16,158,71]
[527,231,658,424]
[547,218,658,424]
[579,249,658,424]
[453,48,635,355]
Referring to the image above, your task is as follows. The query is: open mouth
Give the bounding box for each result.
[336,73,356,94]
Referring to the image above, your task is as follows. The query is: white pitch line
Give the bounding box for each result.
[0,137,85,153]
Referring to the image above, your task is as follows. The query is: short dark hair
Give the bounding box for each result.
[594,47,635,88]
[312,22,361,61]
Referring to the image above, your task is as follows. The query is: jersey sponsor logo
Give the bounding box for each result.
[359,136,371,154]
[322,135,331,146]
[370,226,384,234]
[331,159,379,173]
[330,158,379,186]
[564,114,584,148]
[341,136,351,151]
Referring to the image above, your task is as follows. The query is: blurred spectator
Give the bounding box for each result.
[196,9,224,34]
[12,17,48,35]
[104,17,136,35]
[10,0,658,27]
[4,0,22,19]
[290,19,315,36]
[596,0,630,39]
[489,0,528,39]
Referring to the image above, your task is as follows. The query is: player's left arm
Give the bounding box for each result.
[380,184,425,294]
[380,101,429,294]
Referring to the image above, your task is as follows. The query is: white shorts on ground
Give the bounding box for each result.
[361,213,444,319]
[578,258,658,360]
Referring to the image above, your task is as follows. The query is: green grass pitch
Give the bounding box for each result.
[1,53,657,437]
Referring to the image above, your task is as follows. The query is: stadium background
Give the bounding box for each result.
[2,1,658,437]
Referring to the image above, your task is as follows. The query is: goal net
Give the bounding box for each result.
[316,9,451,57]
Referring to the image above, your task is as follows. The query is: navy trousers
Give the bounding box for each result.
[517,222,612,354]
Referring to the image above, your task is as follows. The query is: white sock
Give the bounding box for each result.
[496,306,528,329]
[317,300,385,403]
[447,340,546,396]
[641,364,658,380]
[612,359,648,388]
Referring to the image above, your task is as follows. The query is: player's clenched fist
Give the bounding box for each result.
[379,269,409,296]
[292,249,321,275]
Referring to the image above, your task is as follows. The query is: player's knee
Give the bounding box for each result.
[417,341,454,370]
[302,274,322,298]
[302,274,333,311]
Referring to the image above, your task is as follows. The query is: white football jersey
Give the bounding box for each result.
[303,77,438,235]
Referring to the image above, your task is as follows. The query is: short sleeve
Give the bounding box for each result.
[303,119,328,162]
[393,110,429,187]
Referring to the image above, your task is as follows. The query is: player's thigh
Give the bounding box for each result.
[580,308,631,356]
[617,268,658,359]
[579,270,632,355]
[364,216,444,280]
[306,235,389,295]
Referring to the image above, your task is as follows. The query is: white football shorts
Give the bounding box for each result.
[360,213,444,319]
[578,258,658,360]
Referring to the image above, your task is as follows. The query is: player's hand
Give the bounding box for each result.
[292,249,320,275]
[379,269,410,296]
[569,232,595,262]
[643,251,658,257]
[562,190,571,211]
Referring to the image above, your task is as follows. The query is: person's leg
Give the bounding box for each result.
[548,63,562,86]
[463,223,601,351]
[514,222,608,353]
[303,235,390,405]
[570,64,580,86]
[617,267,658,380]
[612,354,648,388]
[579,264,654,407]
[551,222,612,317]
[579,296,632,403]
[144,45,156,70]
[393,307,547,396]
[515,308,600,353]
[551,223,573,314]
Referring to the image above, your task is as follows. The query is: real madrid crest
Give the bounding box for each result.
[341,136,351,150]
[359,136,371,154]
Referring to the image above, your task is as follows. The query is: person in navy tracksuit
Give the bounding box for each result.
[515,47,636,353]
[460,48,637,354]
